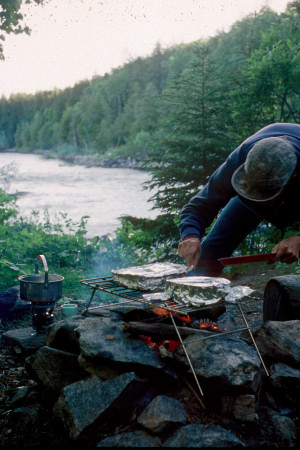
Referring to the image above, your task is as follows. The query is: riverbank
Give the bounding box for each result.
[0,148,145,170]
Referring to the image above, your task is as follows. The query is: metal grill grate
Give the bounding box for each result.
[79,275,269,405]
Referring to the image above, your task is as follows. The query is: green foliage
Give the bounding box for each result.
[0,186,140,296]
[1,2,300,267]
[0,0,43,60]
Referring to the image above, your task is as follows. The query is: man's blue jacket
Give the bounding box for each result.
[179,123,300,241]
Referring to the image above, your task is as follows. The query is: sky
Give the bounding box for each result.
[0,0,291,98]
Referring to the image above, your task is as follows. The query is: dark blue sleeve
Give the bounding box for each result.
[178,123,300,241]
[179,148,245,239]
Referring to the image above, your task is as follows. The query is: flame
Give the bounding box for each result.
[198,319,219,331]
[152,307,169,317]
[152,305,191,323]
[140,335,180,353]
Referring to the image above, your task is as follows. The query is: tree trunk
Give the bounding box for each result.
[263,275,300,321]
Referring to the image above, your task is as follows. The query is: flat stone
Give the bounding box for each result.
[76,316,165,374]
[53,372,148,440]
[137,395,186,434]
[96,430,162,447]
[162,423,245,447]
[255,320,300,365]
[173,334,262,393]
[2,327,46,355]
[25,346,88,392]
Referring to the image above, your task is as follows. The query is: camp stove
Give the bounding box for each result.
[80,275,269,406]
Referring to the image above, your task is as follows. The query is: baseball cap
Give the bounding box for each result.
[231,137,297,202]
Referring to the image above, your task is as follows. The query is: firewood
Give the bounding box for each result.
[263,275,300,321]
[123,321,213,340]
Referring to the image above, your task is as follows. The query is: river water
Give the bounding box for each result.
[0,152,159,238]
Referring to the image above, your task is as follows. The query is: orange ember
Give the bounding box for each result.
[152,306,191,323]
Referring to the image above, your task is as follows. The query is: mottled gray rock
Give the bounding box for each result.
[96,429,162,447]
[162,423,245,447]
[2,326,46,355]
[46,315,84,354]
[269,362,300,406]
[0,287,18,315]
[53,372,148,440]
[173,334,262,393]
[221,394,257,422]
[25,346,88,392]
[76,316,165,375]
[6,385,39,408]
[8,405,40,428]
[137,395,186,434]
[261,413,297,447]
[255,320,300,365]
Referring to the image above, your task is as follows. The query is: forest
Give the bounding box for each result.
[0,1,300,293]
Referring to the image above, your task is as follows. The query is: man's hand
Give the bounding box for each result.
[178,237,202,269]
[270,235,300,264]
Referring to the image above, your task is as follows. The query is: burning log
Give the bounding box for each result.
[123,321,214,340]
[263,275,300,321]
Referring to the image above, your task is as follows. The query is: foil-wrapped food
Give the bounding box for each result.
[142,278,254,307]
[165,276,231,306]
[111,262,187,291]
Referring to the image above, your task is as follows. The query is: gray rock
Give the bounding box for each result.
[46,315,84,354]
[8,405,40,428]
[162,423,245,447]
[173,334,262,393]
[269,362,300,406]
[137,395,186,434]
[255,321,300,365]
[2,326,46,355]
[221,394,257,422]
[75,316,165,374]
[0,287,18,315]
[261,413,297,446]
[25,345,88,392]
[96,429,162,447]
[6,386,39,408]
[53,372,148,440]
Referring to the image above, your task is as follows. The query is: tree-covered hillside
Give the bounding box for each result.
[0,1,299,265]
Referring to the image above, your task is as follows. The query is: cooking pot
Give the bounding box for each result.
[19,254,64,303]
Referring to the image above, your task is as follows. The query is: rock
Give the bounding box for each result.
[162,423,245,447]
[221,394,257,422]
[173,334,262,393]
[46,315,84,354]
[96,429,162,447]
[0,288,19,316]
[25,346,88,392]
[75,316,166,376]
[2,326,46,355]
[8,405,40,428]
[53,372,148,440]
[268,362,300,406]
[260,413,297,447]
[137,395,186,434]
[255,320,300,365]
[6,386,39,408]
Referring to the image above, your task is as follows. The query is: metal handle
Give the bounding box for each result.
[35,254,49,288]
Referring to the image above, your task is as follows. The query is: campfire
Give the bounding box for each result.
[79,273,269,403]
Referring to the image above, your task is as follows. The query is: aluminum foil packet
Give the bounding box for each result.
[222,285,254,303]
[164,276,254,307]
[111,262,187,291]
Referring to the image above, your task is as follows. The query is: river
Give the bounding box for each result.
[0,152,159,238]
